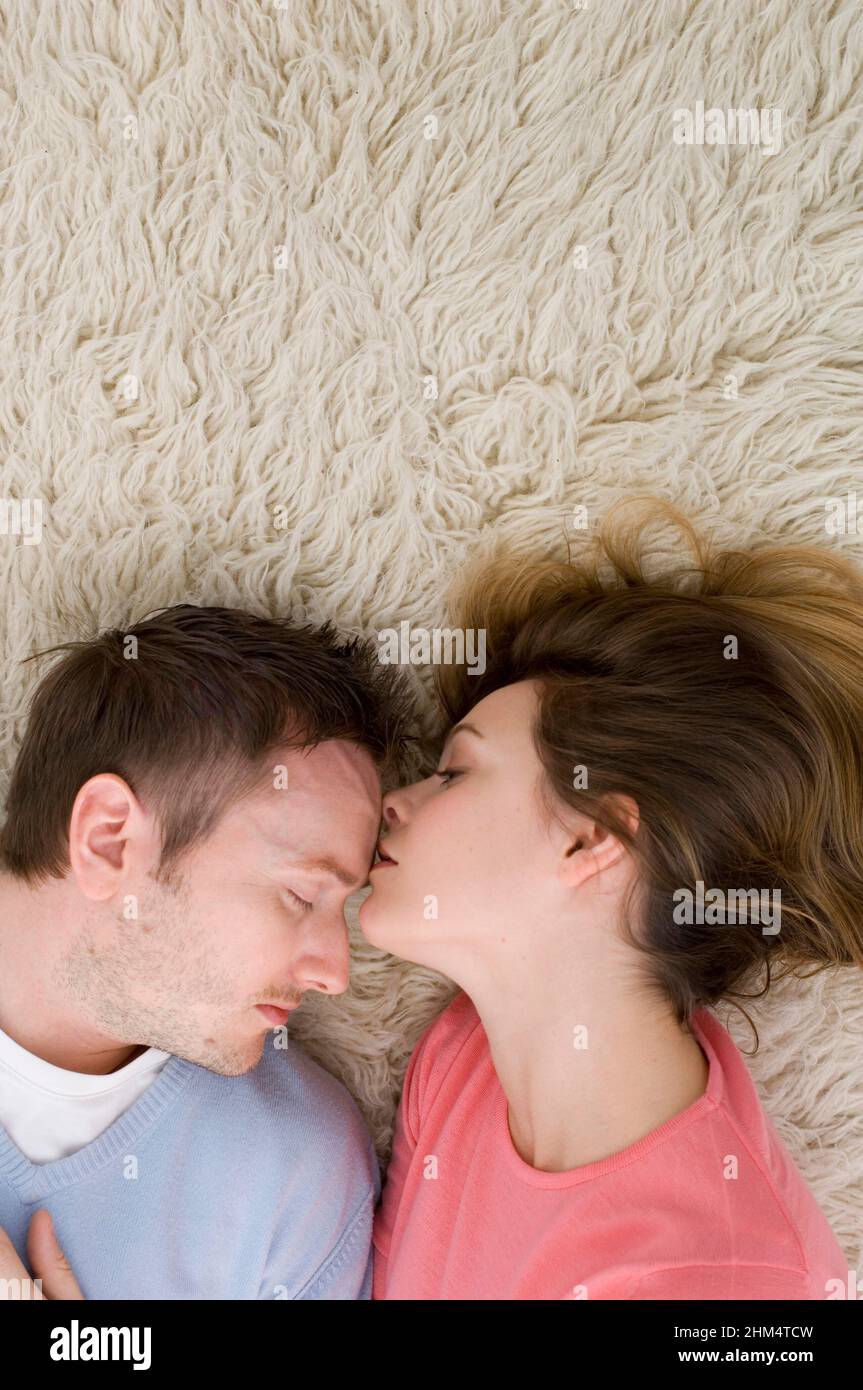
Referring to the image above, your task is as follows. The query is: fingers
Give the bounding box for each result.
[0,1224,44,1299]
[26,1210,85,1301]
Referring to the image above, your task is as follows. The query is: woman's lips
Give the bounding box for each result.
[370,860,397,871]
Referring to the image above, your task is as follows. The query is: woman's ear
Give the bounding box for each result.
[559,823,624,887]
[558,793,639,888]
[607,792,640,841]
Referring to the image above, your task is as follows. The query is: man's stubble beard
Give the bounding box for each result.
[55,867,263,1077]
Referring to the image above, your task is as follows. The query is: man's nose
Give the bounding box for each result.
[296,922,351,996]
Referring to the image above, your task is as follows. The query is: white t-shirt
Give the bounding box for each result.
[0,1023,172,1164]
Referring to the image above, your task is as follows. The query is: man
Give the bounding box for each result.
[0,605,412,1298]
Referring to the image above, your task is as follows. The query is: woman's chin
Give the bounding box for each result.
[357,904,451,976]
[356,891,389,944]
[357,894,412,957]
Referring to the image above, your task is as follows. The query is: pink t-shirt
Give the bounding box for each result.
[373,989,850,1300]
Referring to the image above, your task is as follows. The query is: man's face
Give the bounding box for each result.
[61,740,382,1075]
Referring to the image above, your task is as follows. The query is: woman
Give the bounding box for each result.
[358,497,861,1300]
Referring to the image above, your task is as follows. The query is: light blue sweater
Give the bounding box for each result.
[0,1034,380,1299]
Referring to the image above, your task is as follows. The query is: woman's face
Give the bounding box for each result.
[358,678,585,979]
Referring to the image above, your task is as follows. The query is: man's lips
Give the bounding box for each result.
[256,1004,299,1026]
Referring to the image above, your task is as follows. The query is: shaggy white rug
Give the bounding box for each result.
[1,0,861,1277]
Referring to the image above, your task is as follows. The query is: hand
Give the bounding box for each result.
[0,1210,85,1299]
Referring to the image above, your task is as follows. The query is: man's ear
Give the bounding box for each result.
[557,793,640,889]
[67,774,159,901]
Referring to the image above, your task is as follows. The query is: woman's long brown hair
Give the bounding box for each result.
[435,496,863,1038]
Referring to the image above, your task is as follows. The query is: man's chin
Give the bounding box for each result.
[175,1031,267,1078]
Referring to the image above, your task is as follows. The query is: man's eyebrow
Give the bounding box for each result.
[292,856,370,889]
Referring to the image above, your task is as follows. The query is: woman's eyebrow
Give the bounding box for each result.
[440,721,485,757]
[450,721,484,740]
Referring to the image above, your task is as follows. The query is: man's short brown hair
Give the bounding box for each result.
[0,605,416,886]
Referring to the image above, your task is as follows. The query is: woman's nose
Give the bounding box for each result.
[381,792,404,828]
[382,775,430,827]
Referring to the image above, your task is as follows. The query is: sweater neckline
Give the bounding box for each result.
[497,1006,722,1188]
[0,1053,198,1203]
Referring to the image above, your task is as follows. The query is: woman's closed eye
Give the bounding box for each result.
[434,766,464,787]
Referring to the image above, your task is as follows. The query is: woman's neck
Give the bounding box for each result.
[474,987,710,1174]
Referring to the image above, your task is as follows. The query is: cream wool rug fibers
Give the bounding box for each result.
[1,1,862,1276]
